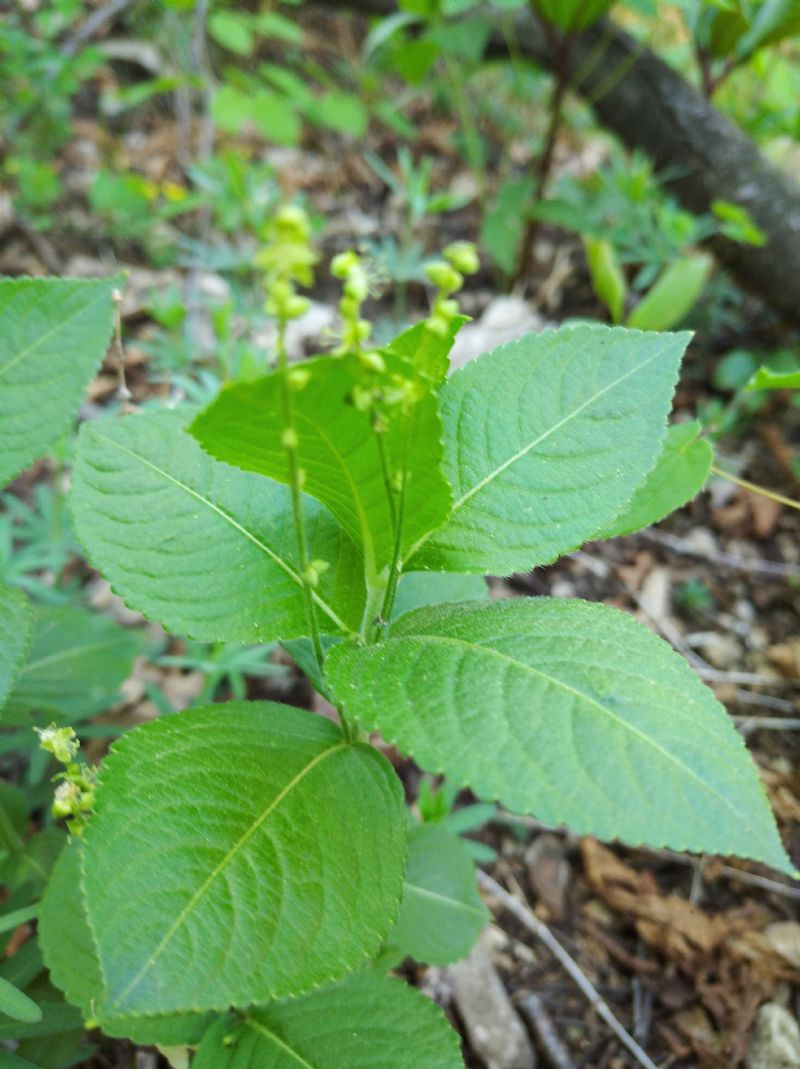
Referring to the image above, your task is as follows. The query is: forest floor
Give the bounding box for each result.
[3,11,800,1067]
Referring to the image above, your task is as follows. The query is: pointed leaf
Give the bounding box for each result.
[390,824,487,964]
[0,977,41,1023]
[40,842,210,1044]
[409,326,689,575]
[594,421,713,539]
[80,702,406,1018]
[71,410,364,641]
[0,276,122,486]
[0,581,32,710]
[194,970,464,1069]
[190,352,452,579]
[327,599,791,872]
[626,254,712,332]
[2,605,142,726]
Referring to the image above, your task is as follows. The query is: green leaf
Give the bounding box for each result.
[392,571,488,620]
[310,91,369,137]
[0,581,32,711]
[384,315,469,386]
[746,366,800,391]
[0,276,121,486]
[1,605,142,726]
[480,177,535,275]
[209,12,254,54]
[327,599,792,872]
[190,353,452,581]
[0,1001,80,1039]
[594,422,713,539]
[626,254,712,332]
[0,976,41,1023]
[584,237,627,324]
[79,702,406,1018]
[390,824,487,964]
[409,326,689,575]
[194,970,464,1069]
[40,842,210,1044]
[532,0,614,30]
[71,410,364,641]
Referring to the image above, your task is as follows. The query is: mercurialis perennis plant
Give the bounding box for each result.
[0,208,791,1066]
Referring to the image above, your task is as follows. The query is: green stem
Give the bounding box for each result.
[276,322,325,672]
[374,422,411,638]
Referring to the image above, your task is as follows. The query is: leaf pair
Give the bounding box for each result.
[190,325,696,582]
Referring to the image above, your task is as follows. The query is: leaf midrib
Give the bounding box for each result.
[106,740,348,1010]
[382,632,751,830]
[404,880,486,917]
[18,639,123,677]
[247,1018,317,1068]
[408,339,673,559]
[0,284,109,382]
[92,430,353,635]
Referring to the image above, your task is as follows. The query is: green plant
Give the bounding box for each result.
[0,217,793,1064]
[0,2,102,228]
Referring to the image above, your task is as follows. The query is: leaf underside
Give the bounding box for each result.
[327,598,791,873]
[409,325,689,575]
[0,275,122,486]
[76,702,406,1019]
[390,823,487,965]
[71,409,365,642]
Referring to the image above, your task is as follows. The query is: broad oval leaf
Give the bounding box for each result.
[327,599,791,872]
[40,842,211,1044]
[71,409,364,641]
[626,254,712,332]
[190,352,452,579]
[194,970,464,1069]
[2,605,142,726]
[390,824,487,965]
[594,421,713,540]
[80,702,406,1017]
[0,581,32,710]
[0,276,122,486]
[409,326,689,575]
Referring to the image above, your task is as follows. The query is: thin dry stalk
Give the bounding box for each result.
[478,870,659,1069]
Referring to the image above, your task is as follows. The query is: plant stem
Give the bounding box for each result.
[275,322,325,672]
[711,464,800,512]
[375,424,411,637]
[517,18,573,283]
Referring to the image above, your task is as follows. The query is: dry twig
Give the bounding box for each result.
[517,993,578,1069]
[638,528,800,580]
[478,870,659,1069]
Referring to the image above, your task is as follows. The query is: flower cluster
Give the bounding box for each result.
[36,724,97,835]
[425,241,479,336]
[257,205,318,322]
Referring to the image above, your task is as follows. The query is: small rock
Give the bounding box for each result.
[767,640,800,680]
[525,833,570,921]
[683,527,718,556]
[747,1003,800,1069]
[699,632,743,670]
[448,296,550,370]
[449,933,537,1069]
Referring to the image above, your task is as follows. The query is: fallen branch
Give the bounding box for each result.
[517,993,578,1069]
[478,869,659,1069]
[327,0,800,327]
